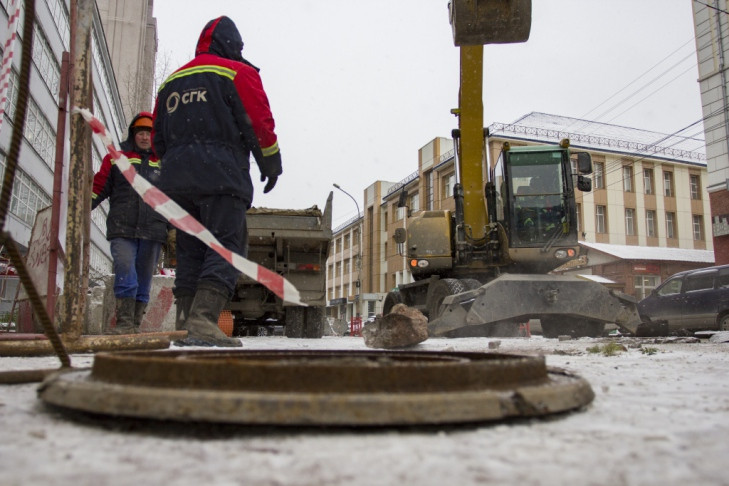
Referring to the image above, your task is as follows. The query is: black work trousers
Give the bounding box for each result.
[172,194,248,298]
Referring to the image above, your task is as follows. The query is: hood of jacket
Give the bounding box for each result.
[194,16,259,71]
[195,16,245,62]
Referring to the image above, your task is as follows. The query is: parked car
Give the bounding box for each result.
[637,264,729,335]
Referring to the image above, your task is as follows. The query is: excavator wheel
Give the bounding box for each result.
[383,290,404,315]
[426,278,466,320]
[459,278,483,290]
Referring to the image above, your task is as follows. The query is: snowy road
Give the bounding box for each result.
[1,335,728,486]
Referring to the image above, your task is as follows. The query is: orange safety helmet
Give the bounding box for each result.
[132,113,153,131]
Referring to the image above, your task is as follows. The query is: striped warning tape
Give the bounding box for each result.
[74,106,304,306]
[0,0,20,133]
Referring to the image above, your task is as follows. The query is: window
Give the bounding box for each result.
[394,203,402,221]
[692,215,704,240]
[625,208,635,236]
[666,212,676,239]
[409,193,419,212]
[344,259,350,274]
[1,155,52,227]
[690,175,701,200]
[663,171,674,197]
[623,166,633,192]
[657,278,682,296]
[576,203,582,234]
[443,172,456,198]
[643,169,654,195]
[425,171,434,210]
[634,275,659,300]
[684,272,714,292]
[646,210,656,237]
[596,205,607,234]
[594,162,605,189]
[344,234,350,250]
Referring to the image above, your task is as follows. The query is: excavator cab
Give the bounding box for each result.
[491,139,590,273]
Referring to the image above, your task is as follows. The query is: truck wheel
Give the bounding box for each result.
[304,307,324,339]
[383,290,404,315]
[285,307,305,338]
[427,278,466,320]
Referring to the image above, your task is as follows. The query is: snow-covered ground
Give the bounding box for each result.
[1,335,728,486]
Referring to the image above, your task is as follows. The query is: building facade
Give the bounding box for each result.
[0,0,134,312]
[326,113,712,315]
[693,1,729,264]
[96,0,157,120]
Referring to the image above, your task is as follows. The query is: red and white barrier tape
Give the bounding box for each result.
[73,107,304,306]
[0,0,20,133]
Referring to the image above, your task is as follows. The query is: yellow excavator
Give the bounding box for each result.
[384,0,641,338]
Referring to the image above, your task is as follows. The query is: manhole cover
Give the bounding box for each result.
[39,349,594,425]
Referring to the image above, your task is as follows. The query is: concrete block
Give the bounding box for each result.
[85,275,177,334]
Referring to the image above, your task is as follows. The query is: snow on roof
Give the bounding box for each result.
[580,241,716,263]
[488,112,706,166]
[576,274,616,284]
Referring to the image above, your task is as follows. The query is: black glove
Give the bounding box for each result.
[261,173,278,193]
[259,152,282,194]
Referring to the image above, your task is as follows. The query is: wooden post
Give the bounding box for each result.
[59,0,93,338]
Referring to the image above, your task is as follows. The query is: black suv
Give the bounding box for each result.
[637,264,729,335]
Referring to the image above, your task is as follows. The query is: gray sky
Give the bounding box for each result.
[153,0,703,228]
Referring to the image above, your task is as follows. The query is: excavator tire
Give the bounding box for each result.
[383,290,404,315]
[427,278,466,320]
[459,278,482,290]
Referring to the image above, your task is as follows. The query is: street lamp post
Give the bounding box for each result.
[333,183,362,319]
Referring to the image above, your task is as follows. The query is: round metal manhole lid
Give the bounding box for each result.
[39,350,594,426]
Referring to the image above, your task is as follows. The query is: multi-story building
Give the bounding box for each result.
[0,0,137,312]
[693,2,729,265]
[326,112,713,317]
[96,0,157,120]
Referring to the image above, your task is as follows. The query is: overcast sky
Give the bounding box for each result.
[153,0,704,228]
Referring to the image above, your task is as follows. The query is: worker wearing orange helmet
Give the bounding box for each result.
[92,112,169,334]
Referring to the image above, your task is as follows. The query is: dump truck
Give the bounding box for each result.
[381,0,641,338]
[226,192,332,338]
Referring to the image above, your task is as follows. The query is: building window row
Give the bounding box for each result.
[0,154,51,227]
[6,69,57,168]
[32,22,61,97]
[44,0,71,50]
[610,206,703,241]
[595,162,683,199]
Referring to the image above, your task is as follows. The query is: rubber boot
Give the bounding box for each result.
[174,291,194,331]
[107,297,136,334]
[175,283,241,347]
[134,301,148,332]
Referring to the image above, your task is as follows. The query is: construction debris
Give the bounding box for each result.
[362,304,428,349]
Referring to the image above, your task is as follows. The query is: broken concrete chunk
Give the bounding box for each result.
[362,304,428,349]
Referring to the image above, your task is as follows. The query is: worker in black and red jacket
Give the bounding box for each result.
[153,15,282,347]
[92,112,168,334]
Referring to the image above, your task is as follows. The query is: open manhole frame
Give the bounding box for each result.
[39,349,594,426]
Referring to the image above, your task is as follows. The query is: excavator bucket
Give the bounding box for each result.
[428,274,642,337]
[449,0,532,46]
